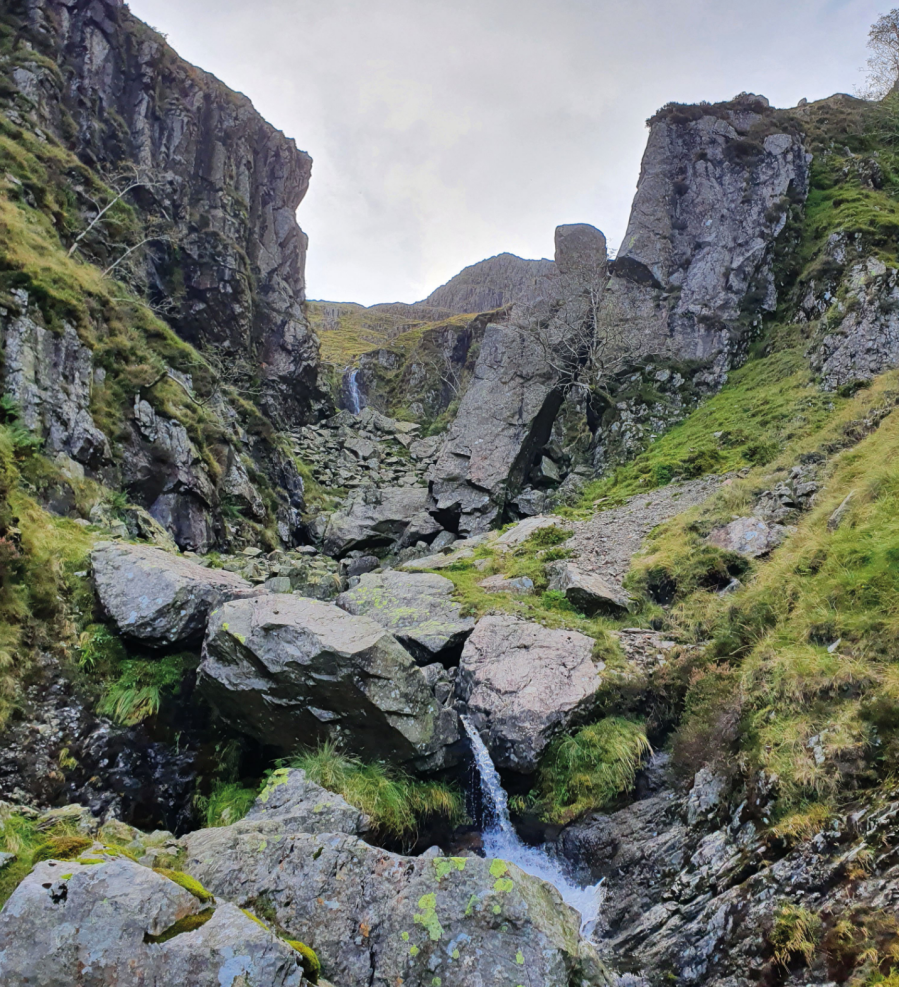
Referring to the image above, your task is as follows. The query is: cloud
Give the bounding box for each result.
[130,0,882,304]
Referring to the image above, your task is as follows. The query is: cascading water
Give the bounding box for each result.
[344,367,362,414]
[461,715,604,939]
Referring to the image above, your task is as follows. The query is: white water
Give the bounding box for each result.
[345,367,362,414]
[460,715,604,939]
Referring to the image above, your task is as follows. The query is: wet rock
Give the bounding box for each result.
[91,541,259,648]
[336,571,474,665]
[707,516,787,557]
[0,855,307,986]
[546,561,631,614]
[322,484,441,557]
[182,825,608,987]
[456,615,603,773]
[199,595,460,770]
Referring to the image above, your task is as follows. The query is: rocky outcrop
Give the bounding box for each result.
[322,484,441,556]
[0,854,309,986]
[421,252,554,313]
[182,825,608,987]
[607,95,810,383]
[91,541,259,648]
[12,0,326,425]
[199,595,460,770]
[456,616,603,773]
[336,571,475,665]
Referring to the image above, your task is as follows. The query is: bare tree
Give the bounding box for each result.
[859,9,899,100]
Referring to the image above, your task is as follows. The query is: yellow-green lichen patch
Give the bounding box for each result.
[493,877,514,893]
[154,868,215,904]
[60,873,72,880]
[489,859,508,878]
[492,905,502,915]
[401,931,410,941]
[414,892,444,941]
[410,945,420,956]
[433,857,466,881]
[452,948,460,959]
[516,950,525,964]
[464,893,478,917]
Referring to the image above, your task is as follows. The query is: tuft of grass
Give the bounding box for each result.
[193,781,258,828]
[530,718,651,824]
[291,742,465,842]
[769,903,822,968]
[96,654,190,726]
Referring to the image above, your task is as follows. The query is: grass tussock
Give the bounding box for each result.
[193,780,258,828]
[530,718,651,824]
[291,742,466,842]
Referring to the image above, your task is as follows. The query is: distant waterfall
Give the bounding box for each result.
[344,367,362,415]
[460,715,604,939]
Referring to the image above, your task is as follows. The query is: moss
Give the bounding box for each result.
[144,908,214,944]
[284,940,321,983]
[154,868,215,903]
[31,835,93,863]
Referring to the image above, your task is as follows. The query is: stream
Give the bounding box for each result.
[461,715,604,939]
[344,367,362,414]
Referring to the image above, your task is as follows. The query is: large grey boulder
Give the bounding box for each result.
[456,616,603,773]
[0,855,307,986]
[182,826,608,987]
[336,571,475,664]
[607,96,810,384]
[547,561,631,614]
[91,541,259,648]
[322,484,441,556]
[199,595,460,770]
[707,516,787,557]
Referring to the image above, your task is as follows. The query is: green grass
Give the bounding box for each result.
[194,780,258,828]
[529,718,651,824]
[769,903,822,968]
[291,742,466,843]
[95,654,191,726]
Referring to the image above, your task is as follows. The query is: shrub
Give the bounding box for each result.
[532,718,651,824]
[291,742,465,842]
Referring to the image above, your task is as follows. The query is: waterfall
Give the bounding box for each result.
[344,367,362,415]
[460,715,604,940]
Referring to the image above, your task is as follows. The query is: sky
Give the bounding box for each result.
[130,0,884,306]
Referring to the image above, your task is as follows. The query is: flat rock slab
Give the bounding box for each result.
[547,561,630,614]
[478,574,535,594]
[456,615,603,773]
[0,854,306,987]
[182,825,607,987]
[336,571,474,664]
[322,485,440,557]
[91,541,259,648]
[708,516,787,557]
[199,595,459,771]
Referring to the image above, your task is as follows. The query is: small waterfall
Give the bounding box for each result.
[344,367,362,415]
[461,715,604,939]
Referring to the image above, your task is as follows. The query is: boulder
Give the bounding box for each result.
[547,561,631,614]
[0,854,307,987]
[456,616,603,773]
[336,571,474,664]
[707,516,787,557]
[322,484,441,557]
[478,574,535,595]
[494,515,565,549]
[181,826,608,987]
[91,541,259,648]
[199,595,460,770]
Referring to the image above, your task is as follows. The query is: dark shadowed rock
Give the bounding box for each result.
[336,571,474,665]
[199,595,460,770]
[0,855,307,987]
[456,615,603,773]
[91,541,259,648]
[182,825,609,987]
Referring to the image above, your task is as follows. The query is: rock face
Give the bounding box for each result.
[322,484,441,556]
[182,826,607,987]
[199,595,460,770]
[0,855,307,987]
[336,571,475,665]
[17,0,326,426]
[422,252,554,313]
[91,541,259,648]
[608,95,810,383]
[456,616,603,773]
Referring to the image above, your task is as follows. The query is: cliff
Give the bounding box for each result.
[9,0,325,425]
[421,251,554,313]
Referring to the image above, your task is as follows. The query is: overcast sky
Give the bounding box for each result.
[130,0,883,305]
